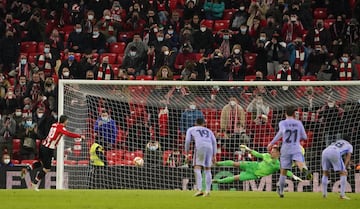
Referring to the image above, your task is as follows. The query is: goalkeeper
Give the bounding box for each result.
[212,145,303,183]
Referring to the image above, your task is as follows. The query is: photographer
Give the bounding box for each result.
[224,44,245,81]
[0,115,16,158]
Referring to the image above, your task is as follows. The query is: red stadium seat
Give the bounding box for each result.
[37,42,45,53]
[109,42,126,54]
[324,19,335,29]
[20,41,38,53]
[21,159,38,165]
[200,19,214,30]
[301,130,314,148]
[301,75,317,81]
[61,25,74,34]
[245,75,256,81]
[162,150,173,166]
[99,53,117,64]
[222,9,237,20]
[213,20,230,32]
[64,160,77,165]
[313,8,327,19]
[106,149,126,162]
[244,52,258,75]
[117,32,134,42]
[12,139,21,157]
[135,75,153,80]
[27,53,40,64]
[78,160,89,165]
[116,54,124,65]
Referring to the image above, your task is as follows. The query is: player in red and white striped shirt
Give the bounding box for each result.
[21,115,83,191]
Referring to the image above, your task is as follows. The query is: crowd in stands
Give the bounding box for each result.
[0,0,360,165]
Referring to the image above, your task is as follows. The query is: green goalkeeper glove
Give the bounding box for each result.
[239,145,251,152]
[292,175,303,182]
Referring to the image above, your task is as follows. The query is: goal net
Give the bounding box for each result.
[57,80,360,191]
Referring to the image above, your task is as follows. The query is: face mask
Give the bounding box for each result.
[26,121,33,126]
[259,37,266,41]
[223,35,229,40]
[20,81,26,85]
[256,99,263,104]
[37,113,44,118]
[342,57,349,63]
[189,105,196,110]
[101,116,109,121]
[93,32,100,38]
[164,50,170,56]
[68,55,75,61]
[15,112,22,117]
[88,15,94,20]
[105,15,111,20]
[230,101,236,106]
[21,59,27,65]
[4,159,10,164]
[157,37,164,42]
[44,48,50,53]
[168,30,174,35]
[290,17,297,22]
[130,51,137,57]
[63,72,70,77]
[240,6,245,11]
[75,28,82,33]
[240,28,247,33]
[328,102,335,108]
[153,28,158,33]
[234,49,240,54]
[200,27,206,32]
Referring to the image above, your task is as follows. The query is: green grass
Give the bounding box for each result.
[1,190,359,209]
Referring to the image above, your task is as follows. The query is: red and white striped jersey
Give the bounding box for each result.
[42,123,81,149]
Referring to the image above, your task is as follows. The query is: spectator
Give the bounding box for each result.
[59,51,82,79]
[164,24,180,52]
[167,10,184,34]
[254,32,268,76]
[0,30,20,74]
[3,87,18,114]
[152,0,170,25]
[305,19,332,52]
[145,9,160,29]
[24,9,46,42]
[338,52,358,80]
[94,109,118,151]
[110,1,126,25]
[329,15,346,58]
[306,44,329,76]
[189,14,201,32]
[248,16,263,40]
[193,22,214,55]
[224,44,245,81]
[174,42,197,74]
[25,71,44,103]
[317,58,339,81]
[82,10,97,35]
[13,107,25,138]
[265,33,287,76]
[35,42,57,78]
[48,28,64,60]
[67,23,89,53]
[151,45,177,73]
[32,106,55,140]
[220,97,247,153]
[232,24,253,53]
[121,46,147,76]
[89,25,107,54]
[95,56,115,80]
[18,116,38,160]
[85,70,95,80]
[203,0,225,20]
[79,50,98,78]
[246,94,271,121]
[247,114,275,151]
[43,77,58,112]
[126,103,150,151]
[0,114,16,158]
[96,9,120,43]
[229,3,249,31]
[124,33,148,63]
[281,13,305,44]
[183,0,201,22]
[287,36,310,80]
[14,54,31,79]
[0,153,14,167]
[123,11,146,34]
[206,48,227,80]
[59,67,73,79]
[344,18,360,55]
[155,64,173,79]
[180,101,204,138]
[246,1,267,28]
[276,59,293,82]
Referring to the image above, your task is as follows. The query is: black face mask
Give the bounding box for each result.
[255,77,262,80]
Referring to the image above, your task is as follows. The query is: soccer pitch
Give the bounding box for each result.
[1,190,358,209]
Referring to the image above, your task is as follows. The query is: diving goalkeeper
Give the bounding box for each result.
[212,145,303,183]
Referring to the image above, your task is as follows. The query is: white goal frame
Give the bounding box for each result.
[57,79,360,189]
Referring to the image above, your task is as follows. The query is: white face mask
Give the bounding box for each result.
[101,116,109,121]
[15,112,22,117]
[44,48,50,53]
[164,50,169,56]
[105,15,111,20]
[37,113,44,118]
[234,49,240,54]
[130,51,137,56]
[75,28,82,33]
[88,15,94,20]
[21,59,27,65]
[153,28,158,33]
[342,57,349,63]
[230,101,236,106]
[63,72,70,77]
[4,159,10,164]
[200,27,206,32]
[157,37,164,42]
[26,121,33,126]
[189,105,196,110]
[168,30,174,35]
[93,32,100,38]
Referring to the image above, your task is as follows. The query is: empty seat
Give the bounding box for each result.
[222,9,237,20]
[99,53,117,64]
[313,8,327,19]
[244,53,258,75]
[200,19,214,30]
[109,42,126,54]
[78,160,89,165]
[20,42,38,53]
[213,20,230,32]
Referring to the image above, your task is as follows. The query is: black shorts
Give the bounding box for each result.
[39,145,54,169]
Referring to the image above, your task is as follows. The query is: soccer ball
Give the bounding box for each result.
[133,157,144,166]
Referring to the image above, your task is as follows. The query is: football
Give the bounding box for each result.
[133,157,144,167]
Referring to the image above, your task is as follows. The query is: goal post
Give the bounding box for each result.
[57,79,360,191]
